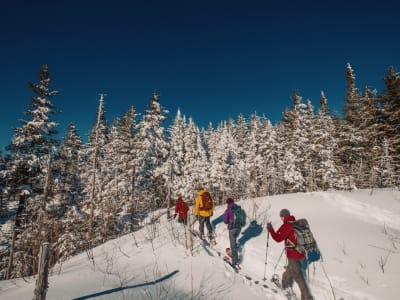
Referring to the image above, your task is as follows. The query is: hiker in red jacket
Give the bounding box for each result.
[174,197,189,225]
[267,209,313,300]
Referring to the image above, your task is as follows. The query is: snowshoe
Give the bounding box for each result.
[223,255,241,271]
[271,273,281,288]
[208,235,217,245]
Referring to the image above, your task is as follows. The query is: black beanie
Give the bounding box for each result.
[280,209,290,217]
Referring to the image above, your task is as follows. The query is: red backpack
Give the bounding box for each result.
[199,191,213,211]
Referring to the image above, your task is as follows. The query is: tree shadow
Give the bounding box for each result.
[72,270,179,299]
[238,220,263,248]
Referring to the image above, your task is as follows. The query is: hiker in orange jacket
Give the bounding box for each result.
[194,189,214,241]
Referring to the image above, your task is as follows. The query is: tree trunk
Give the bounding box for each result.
[33,242,50,300]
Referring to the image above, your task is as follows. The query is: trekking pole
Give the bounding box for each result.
[263,230,270,281]
[320,260,337,300]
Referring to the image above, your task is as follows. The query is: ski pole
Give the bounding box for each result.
[263,230,270,281]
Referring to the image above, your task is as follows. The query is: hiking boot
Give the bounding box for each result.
[282,287,296,299]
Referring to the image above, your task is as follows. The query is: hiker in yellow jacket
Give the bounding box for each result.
[194,189,215,243]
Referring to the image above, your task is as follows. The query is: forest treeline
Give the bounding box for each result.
[0,63,399,279]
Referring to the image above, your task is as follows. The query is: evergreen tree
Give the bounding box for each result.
[0,151,7,217]
[281,91,307,192]
[2,65,60,279]
[135,91,169,211]
[314,92,339,190]
[379,66,400,158]
[183,118,209,202]
[115,106,139,230]
[344,63,361,126]
[164,109,186,216]
[80,94,109,245]
[57,123,83,209]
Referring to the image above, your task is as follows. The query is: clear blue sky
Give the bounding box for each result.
[1,0,399,151]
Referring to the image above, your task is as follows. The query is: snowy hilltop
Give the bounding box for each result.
[0,189,399,300]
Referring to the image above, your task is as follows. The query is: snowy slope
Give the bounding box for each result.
[0,189,399,300]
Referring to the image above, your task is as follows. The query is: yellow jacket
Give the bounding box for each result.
[194,189,214,217]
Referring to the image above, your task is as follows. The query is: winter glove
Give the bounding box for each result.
[173,214,177,219]
[266,222,273,231]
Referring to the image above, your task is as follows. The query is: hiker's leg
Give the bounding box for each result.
[198,216,205,236]
[205,216,213,236]
[282,259,295,289]
[292,259,313,300]
[229,228,240,265]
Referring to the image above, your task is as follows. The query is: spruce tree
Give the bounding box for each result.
[135,91,169,211]
[3,65,60,278]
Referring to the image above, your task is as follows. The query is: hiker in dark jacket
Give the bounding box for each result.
[223,198,241,267]
[267,209,314,300]
[174,197,189,225]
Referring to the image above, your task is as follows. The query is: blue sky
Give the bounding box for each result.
[1,0,399,152]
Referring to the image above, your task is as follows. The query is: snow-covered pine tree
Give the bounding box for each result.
[281,91,307,192]
[232,114,251,197]
[302,99,317,191]
[57,123,83,209]
[378,66,400,163]
[344,63,361,127]
[208,119,241,203]
[182,118,209,203]
[314,92,339,190]
[2,65,60,279]
[339,64,366,189]
[358,86,381,188]
[79,94,109,246]
[114,106,139,231]
[0,151,7,217]
[135,90,169,211]
[379,138,399,187]
[262,118,279,196]
[245,114,264,197]
[49,123,91,262]
[165,109,187,209]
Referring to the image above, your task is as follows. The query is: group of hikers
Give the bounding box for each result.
[173,188,316,300]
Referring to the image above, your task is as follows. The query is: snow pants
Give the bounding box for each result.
[229,228,241,265]
[198,216,213,237]
[282,258,313,300]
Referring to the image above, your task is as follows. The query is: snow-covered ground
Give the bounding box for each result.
[0,189,399,300]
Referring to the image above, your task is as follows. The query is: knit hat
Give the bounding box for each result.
[226,198,234,204]
[279,209,290,217]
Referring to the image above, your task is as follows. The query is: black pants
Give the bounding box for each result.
[198,216,213,237]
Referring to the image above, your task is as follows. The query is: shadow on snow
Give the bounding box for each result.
[72,270,179,300]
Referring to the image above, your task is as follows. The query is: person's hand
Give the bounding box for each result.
[173,214,177,219]
[267,222,272,230]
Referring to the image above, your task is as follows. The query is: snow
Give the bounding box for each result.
[1,189,399,300]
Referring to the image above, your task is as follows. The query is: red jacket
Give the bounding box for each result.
[175,197,189,218]
[268,215,304,260]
